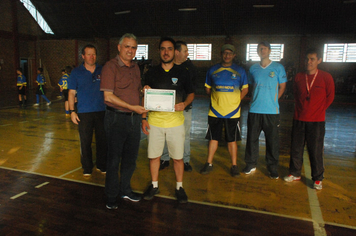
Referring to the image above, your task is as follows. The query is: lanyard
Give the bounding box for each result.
[305,70,318,100]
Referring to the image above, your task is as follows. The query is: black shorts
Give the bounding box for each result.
[18,86,26,95]
[36,85,46,95]
[205,116,241,142]
[63,89,69,101]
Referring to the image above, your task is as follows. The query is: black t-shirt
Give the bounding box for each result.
[144,64,195,104]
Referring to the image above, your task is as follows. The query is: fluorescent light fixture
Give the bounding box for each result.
[178,8,197,11]
[253,5,274,8]
[115,10,131,15]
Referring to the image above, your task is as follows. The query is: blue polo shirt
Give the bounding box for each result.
[68,64,105,113]
[248,61,287,114]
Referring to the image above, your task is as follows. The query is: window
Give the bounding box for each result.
[323,43,356,62]
[136,44,148,59]
[187,44,212,60]
[20,0,54,34]
[246,44,284,61]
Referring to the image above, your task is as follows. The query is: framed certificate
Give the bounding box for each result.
[144,89,176,112]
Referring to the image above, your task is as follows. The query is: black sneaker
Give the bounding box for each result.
[184,162,193,172]
[159,160,169,170]
[200,162,213,175]
[175,187,188,203]
[106,201,118,210]
[143,184,160,200]
[231,165,240,177]
[242,166,256,174]
[269,170,279,179]
[121,192,142,202]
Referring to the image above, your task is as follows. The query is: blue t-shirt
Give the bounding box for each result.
[205,63,248,118]
[248,61,287,114]
[68,64,105,113]
[36,74,46,85]
[17,75,27,86]
[58,73,69,90]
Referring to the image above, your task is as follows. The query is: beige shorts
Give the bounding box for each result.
[147,124,185,160]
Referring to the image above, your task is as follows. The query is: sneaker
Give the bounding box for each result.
[33,103,39,106]
[284,175,301,182]
[83,173,91,177]
[159,160,169,170]
[47,102,51,106]
[121,192,142,202]
[269,170,279,179]
[96,168,106,174]
[200,162,213,175]
[314,181,322,190]
[106,201,118,210]
[175,187,188,203]
[184,162,193,172]
[143,184,160,200]
[242,166,256,174]
[231,165,240,177]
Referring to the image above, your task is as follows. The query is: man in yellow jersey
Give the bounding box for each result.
[141,37,195,203]
[200,44,249,177]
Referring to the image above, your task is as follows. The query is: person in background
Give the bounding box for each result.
[58,68,70,116]
[16,68,27,107]
[33,68,51,106]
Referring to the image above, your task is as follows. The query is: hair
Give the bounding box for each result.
[61,69,65,72]
[65,66,72,74]
[305,48,322,59]
[175,40,187,52]
[38,68,43,73]
[257,41,271,49]
[119,33,137,45]
[159,37,176,50]
[16,68,22,73]
[81,44,97,55]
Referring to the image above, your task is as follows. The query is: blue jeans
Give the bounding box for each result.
[104,109,141,201]
[161,109,192,163]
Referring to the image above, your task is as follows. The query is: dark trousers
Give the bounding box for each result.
[244,113,280,172]
[289,120,325,181]
[104,110,141,201]
[78,111,107,174]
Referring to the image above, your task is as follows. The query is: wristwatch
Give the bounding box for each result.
[70,110,76,114]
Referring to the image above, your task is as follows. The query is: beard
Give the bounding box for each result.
[161,58,174,64]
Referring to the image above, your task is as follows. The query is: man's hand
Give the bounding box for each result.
[130,105,149,115]
[70,112,80,125]
[174,102,186,111]
[141,120,150,135]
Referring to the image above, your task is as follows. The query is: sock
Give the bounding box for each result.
[152,181,158,188]
[176,182,183,190]
[65,110,69,114]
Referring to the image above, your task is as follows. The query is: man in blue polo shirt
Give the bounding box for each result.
[68,44,107,177]
[243,41,287,179]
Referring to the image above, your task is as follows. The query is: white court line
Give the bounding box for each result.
[0,124,12,127]
[304,154,327,236]
[59,166,83,178]
[35,182,50,188]
[19,121,29,123]
[10,192,27,200]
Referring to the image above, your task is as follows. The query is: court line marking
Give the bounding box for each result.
[304,153,327,236]
[0,124,12,127]
[35,182,50,188]
[10,192,27,200]
[1,165,355,231]
[59,167,83,178]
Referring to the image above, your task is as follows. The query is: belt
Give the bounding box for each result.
[106,106,138,116]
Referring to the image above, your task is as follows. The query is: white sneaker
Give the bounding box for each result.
[284,175,301,182]
[314,181,322,190]
[47,102,51,106]
[33,103,39,106]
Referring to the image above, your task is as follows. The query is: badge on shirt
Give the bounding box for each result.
[269,72,275,78]
[172,77,178,85]
[231,73,237,79]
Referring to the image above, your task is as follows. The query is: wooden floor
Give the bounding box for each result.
[1,90,356,235]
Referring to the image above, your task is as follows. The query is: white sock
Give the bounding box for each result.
[176,182,183,190]
[152,181,158,188]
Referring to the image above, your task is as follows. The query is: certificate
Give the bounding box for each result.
[144,89,176,112]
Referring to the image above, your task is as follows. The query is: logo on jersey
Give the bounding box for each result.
[172,77,178,85]
[231,73,237,79]
[269,72,275,78]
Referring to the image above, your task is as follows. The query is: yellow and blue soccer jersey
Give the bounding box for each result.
[17,75,27,86]
[205,63,248,118]
[248,61,287,114]
[58,73,69,90]
[36,74,46,85]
